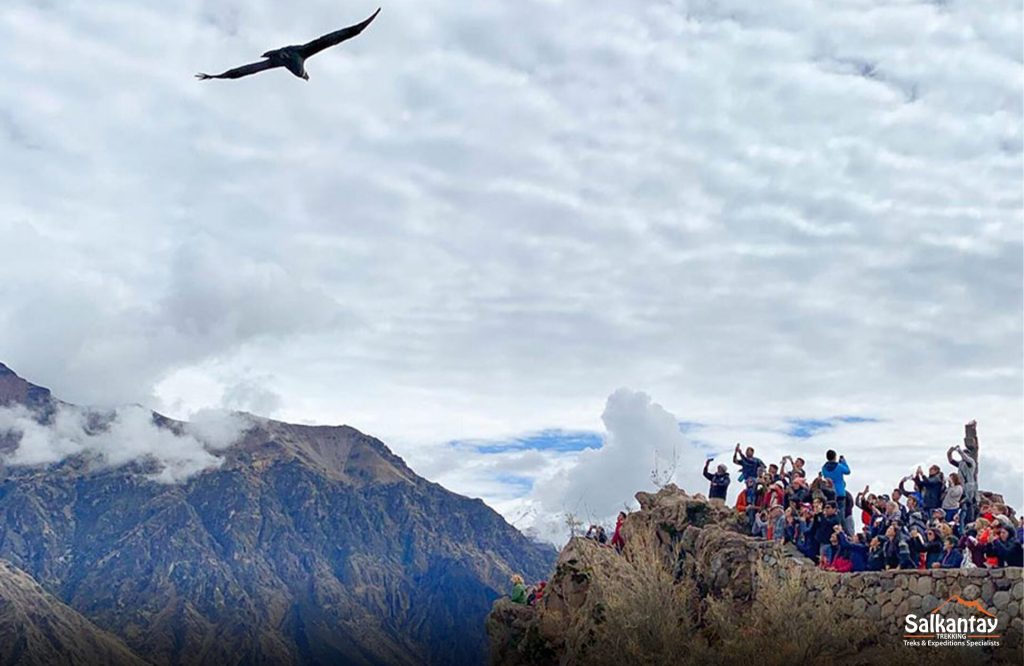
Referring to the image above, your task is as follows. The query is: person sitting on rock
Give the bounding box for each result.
[812,501,842,562]
[978,499,995,523]
[821,528,853,572]
[837,530,869,572]
[752,509,769,539]
[735,478,760,531]
[785,475,812,509]
[909,527,942,569]
[766,505,785,541]
[985,525,1023,568]
[793,507,817,559]
[935,536,963,569]
[872,500,902,538]
[904,496,928,534]
[927,508,947,532]
[762,480,785,510]
[526,580,546,606]
[782,507,800,544]
[897,535,917,570]
[882,524,905,570]
[702,458,730,505]
[732,443,765,482]
[889,487,910,525]
[509,575,527,604]
[866,535,887,571]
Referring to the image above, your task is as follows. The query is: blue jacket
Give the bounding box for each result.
[838,532,868,572]
[821,459,850,497]
[939,547,963,569]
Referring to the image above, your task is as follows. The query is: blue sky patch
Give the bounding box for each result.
[678,421,705,433]
[494,473,535,492]
[466,429,603,454]
[786,416,879,439]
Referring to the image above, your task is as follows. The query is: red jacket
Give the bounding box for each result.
[611,516,626,548]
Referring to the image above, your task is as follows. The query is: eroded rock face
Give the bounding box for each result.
[488,485,1023,666]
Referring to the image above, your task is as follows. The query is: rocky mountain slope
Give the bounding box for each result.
[0,560,147,666]
[0,362,555,665]
[488,486,1023,666]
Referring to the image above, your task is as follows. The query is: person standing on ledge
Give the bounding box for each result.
[702,458,731,505]
[733,443,765,482]
[948,443,978,527]
[821,450,851,532]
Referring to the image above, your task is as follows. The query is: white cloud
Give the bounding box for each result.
[474,388,1023,545]
[0,0,1019,531]
[0,404,248,483]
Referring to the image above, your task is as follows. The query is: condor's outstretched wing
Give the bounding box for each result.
[196,59,278,80]
[298,8,380,59]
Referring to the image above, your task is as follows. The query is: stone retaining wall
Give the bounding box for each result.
[754,542,1023,643]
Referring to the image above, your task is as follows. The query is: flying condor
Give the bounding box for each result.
[197,8,380,81]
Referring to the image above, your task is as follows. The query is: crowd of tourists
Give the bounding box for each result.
[508,421,1020,603]
[704,421,1022,571]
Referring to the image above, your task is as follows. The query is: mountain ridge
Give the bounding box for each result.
[0,361,555,665]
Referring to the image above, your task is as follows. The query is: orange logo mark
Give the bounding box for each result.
[929,595,996,618]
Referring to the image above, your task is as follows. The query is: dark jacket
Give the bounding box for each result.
[813,512,842,547]
[867,541,887,571]
[939,547,963,569]
[786,486,812,507]
[838,532,868,572]
[736,454,764,482]
[986,538,1024,568]
[703,464,730,500]
[917,473,945,511]
[909,536,942,569]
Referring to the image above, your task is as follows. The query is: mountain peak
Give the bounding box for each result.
[0,361,53,409]
[226,419,418,486]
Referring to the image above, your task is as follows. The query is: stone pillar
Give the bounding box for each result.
[964,420,979,473]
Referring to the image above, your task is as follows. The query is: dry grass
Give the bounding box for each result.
[543,525,1023,666]
[700,565,872,666]
[559,531,699,666]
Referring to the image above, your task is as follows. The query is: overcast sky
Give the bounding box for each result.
[0,0,1020,542]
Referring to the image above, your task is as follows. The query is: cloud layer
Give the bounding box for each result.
[0,1,1019,533]
[0,405,248,483]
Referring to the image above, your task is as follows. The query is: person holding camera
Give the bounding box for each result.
[702,458,731,505]
[821,450,850,532]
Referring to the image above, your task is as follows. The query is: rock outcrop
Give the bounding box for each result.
[489,485,1023,666]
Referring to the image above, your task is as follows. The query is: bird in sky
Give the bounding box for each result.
[196,8,380,81]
